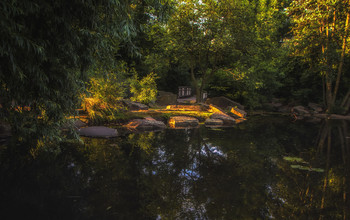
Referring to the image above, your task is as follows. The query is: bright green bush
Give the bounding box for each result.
[129,72,158,104]
[84,62,159,123]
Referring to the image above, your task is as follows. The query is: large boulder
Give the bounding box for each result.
[124,117,166,131]
[156,91,178,106]
[168,116,199,128]
[206,96,244,110]
[210,113,236,126]
[123,100,149,111]
[78,126,118,138]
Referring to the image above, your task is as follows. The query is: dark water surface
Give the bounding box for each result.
[0,116,349,219]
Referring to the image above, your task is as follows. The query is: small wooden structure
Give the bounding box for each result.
[178,87,208,101]
[178,86,192,98]
[202,91,208,100]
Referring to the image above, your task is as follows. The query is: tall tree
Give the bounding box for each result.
[164,0,256,103]
[288,0,350,112]
[0,0,136,144]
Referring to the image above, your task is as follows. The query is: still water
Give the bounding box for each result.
[0,116,349,219]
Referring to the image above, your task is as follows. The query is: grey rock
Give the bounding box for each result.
[156,91,178,106]
[206,96,244,110]
[78,126,118,138]
[125,117,166,131]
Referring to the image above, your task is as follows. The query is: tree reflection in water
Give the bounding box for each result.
[0,116,349,219]
[268,119,350,220]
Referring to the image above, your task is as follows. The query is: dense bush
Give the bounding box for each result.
[129,72,158,104]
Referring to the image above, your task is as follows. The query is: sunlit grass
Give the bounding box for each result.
[131,109,212,122]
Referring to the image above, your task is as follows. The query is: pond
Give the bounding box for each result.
[0,116,349,219]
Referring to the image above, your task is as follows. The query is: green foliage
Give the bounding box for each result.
[144,0,289,108]
[0,0,137,146]
[83,62,132,124]
[164,0,259,102]
[84,62,159,123]
[130,72,159,104]
[208,53,285,109]
[86,62,134,108]
[287,0,350,110]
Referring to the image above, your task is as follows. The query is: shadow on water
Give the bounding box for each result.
[0,116,349,219]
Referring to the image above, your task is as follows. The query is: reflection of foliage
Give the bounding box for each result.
[290,164,324,172]
[283,156,324,172]
[1,117,349,219]
[283,156,307,163]
[268,120,350,220]
[127,132,156,154]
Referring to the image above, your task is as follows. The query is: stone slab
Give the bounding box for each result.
[229,107,247,118]
[168,116,199,128]
[124,117,166,131]
[206,96,244,110]
[78,126,118,138]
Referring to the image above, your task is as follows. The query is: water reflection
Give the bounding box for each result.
[268,119,350,220]
[0,116,349,219]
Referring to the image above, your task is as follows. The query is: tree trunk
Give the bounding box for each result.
[332,11,350,106]
[320,15,333,113]
[198,71,207,104]
[341,89,350,108]
[190,64,200,103]
[319,126,331,220]
[326,77,333,113]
